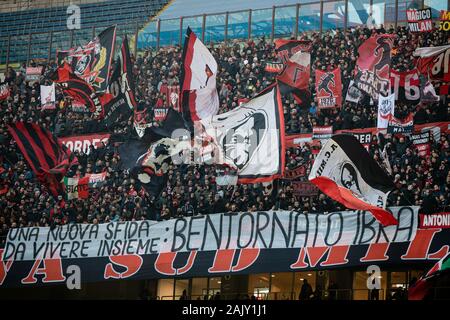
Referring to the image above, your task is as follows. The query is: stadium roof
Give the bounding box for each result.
[159,0,304,19]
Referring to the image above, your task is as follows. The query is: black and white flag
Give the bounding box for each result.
[199,85,285,183]
[308,134,396,226]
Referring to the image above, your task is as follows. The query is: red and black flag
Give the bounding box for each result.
[309,134,396,226]
[315,67,342,109]
[7,122,78,196]
[51,63,112,119]
[414,45,450,82]
[272,39,311,106]
[120,35,138,111]
[408,252,450,300]
[354,34,396,101]
[179,27,219,125]
[103,36,137,128]
[57,25,117,92]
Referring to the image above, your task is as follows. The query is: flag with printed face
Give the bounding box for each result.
[308,134,396,226]
[377,93,395,129]
[180,27,219,124]
[199,85,285,183]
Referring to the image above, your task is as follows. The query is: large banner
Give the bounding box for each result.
[2,206,450,288]
[315,67,342,109]
[59,133,111,155]
[285,122,449,148]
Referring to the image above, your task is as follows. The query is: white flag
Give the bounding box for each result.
[377,93,395,129]
[40,84,56,110]
[180,27,219,121]
[199,86,285,183]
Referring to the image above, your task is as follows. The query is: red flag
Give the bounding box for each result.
[354,34,396,101]
[8,122,78,197]
[315,67,342,109]
[274,39,311,106]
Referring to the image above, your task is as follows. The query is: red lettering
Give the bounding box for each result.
[291,246,350,269]
[154,251,197,276]
[104,254,143,279]
[208,249,235,273]
[360,243,390,262]
[321,245,350,266]
[401,228,441,260]
[0,249,13,285]
[428,245,449,259]
[21,258,65,284]
[208,248,260,273]
[231,248,260,272]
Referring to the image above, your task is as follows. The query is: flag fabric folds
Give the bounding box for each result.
[414,44,450,81]
[64,176,89,200]
[103,36,137,127]
[354,34,396,101]
[180,27,219,123]
[408,252,450,300]
[199,85,285,183]
[308,134,396,226]
[51,63,112,118]
[7,122,78,196]
[57,26,117,92]
[273,39,311,106]
[63,172,107,200]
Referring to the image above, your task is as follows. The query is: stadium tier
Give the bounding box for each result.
[0,0,170,65]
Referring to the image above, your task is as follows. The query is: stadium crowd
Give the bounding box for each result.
[0,24,449,246]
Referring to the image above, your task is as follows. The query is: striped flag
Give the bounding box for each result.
[409,252,450,300]
[64,176,89,200]
[7,122,78,196]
